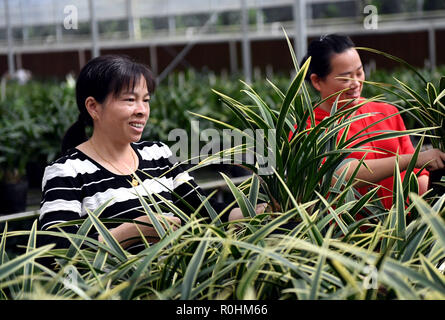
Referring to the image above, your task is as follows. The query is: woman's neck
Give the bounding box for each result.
[318,97,362,114]
[318,100,333,113]
[89,132,133,162]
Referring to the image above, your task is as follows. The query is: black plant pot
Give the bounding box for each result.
[0,180,29,215]
[430,169,445,197]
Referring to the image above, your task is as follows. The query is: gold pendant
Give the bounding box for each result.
[131,178,139,187]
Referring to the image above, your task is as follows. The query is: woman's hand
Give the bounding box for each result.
[416,149,445,171]
[228,203,268,221]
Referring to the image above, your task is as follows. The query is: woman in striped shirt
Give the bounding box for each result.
[39,55,240,254]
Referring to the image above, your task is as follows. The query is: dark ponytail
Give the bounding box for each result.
[61,54,156,153]
[61,114,90,153]
[301,34,355,81]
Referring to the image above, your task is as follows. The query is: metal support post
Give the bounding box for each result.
[428,26,436,70]
[149,46,158,76]
[168,16,176,36]
[229,41,238,74]
[78,49,86,70]
[127,0,135,39]
[89,0,100,58]
[256,7,264,32]
[15,53,22,70]
[53,0,62,43]
[5,0,15,75]
[293,0,307,65]
[241,0,252,84]
[416,0,424,13]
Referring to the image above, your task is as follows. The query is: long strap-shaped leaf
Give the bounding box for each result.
[64,199,112,265]
[271,165,324,245]
[419,254,445,290]
[276,58,311,147]
[393,158,407,254]
[0,223,19,296]
[221,172,257,218]
[194,191,223,226]
[310,226,336,300]
[120,222,194,299]
[246,208,299,245]
[248,173,260,209]
[433,88,445,105]
[22,219,38,294]
[85,208,128,262]
[92,248,108,272]
[400,223,429,263]
[282,27,313,121]
[379,269,419,299]
[0,222,7,266]
[393,78,430,110]
[0,245,53,282]
[315,191,348,237]
[331,241,445,296]
[57,227,104,291]
[131,175,167,238]
[153,193,191,224]
[355,47,427,85]
[241,84,276,127]
[181,230,211,300]
[411,193,445,250]
[235,257,264,300]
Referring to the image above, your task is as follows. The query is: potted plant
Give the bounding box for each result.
[0,82,43,214]
[0,123,29,214]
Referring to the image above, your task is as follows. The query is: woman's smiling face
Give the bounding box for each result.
[95,76,150,144]
[310,48,365,111]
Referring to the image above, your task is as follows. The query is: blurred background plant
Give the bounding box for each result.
[0,76,77,186]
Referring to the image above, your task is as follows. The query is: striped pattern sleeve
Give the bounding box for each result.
[38,152,95,249]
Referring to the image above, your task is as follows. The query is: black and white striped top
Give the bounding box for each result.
[38,140,225,252]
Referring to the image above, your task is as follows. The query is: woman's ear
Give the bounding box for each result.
[85,96,100,121]
[310,73,322,92]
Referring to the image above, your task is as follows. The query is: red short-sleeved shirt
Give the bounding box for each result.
[289,99,429,209]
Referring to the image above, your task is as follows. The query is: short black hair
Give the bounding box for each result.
[301,34,355,81]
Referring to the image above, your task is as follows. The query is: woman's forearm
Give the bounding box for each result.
[341,148,445,188]
[339,154,413,188]
[100,215,180,249]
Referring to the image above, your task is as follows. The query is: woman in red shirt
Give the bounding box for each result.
[291,34,445,209]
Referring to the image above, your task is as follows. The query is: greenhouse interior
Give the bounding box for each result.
[0,0,445,303]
